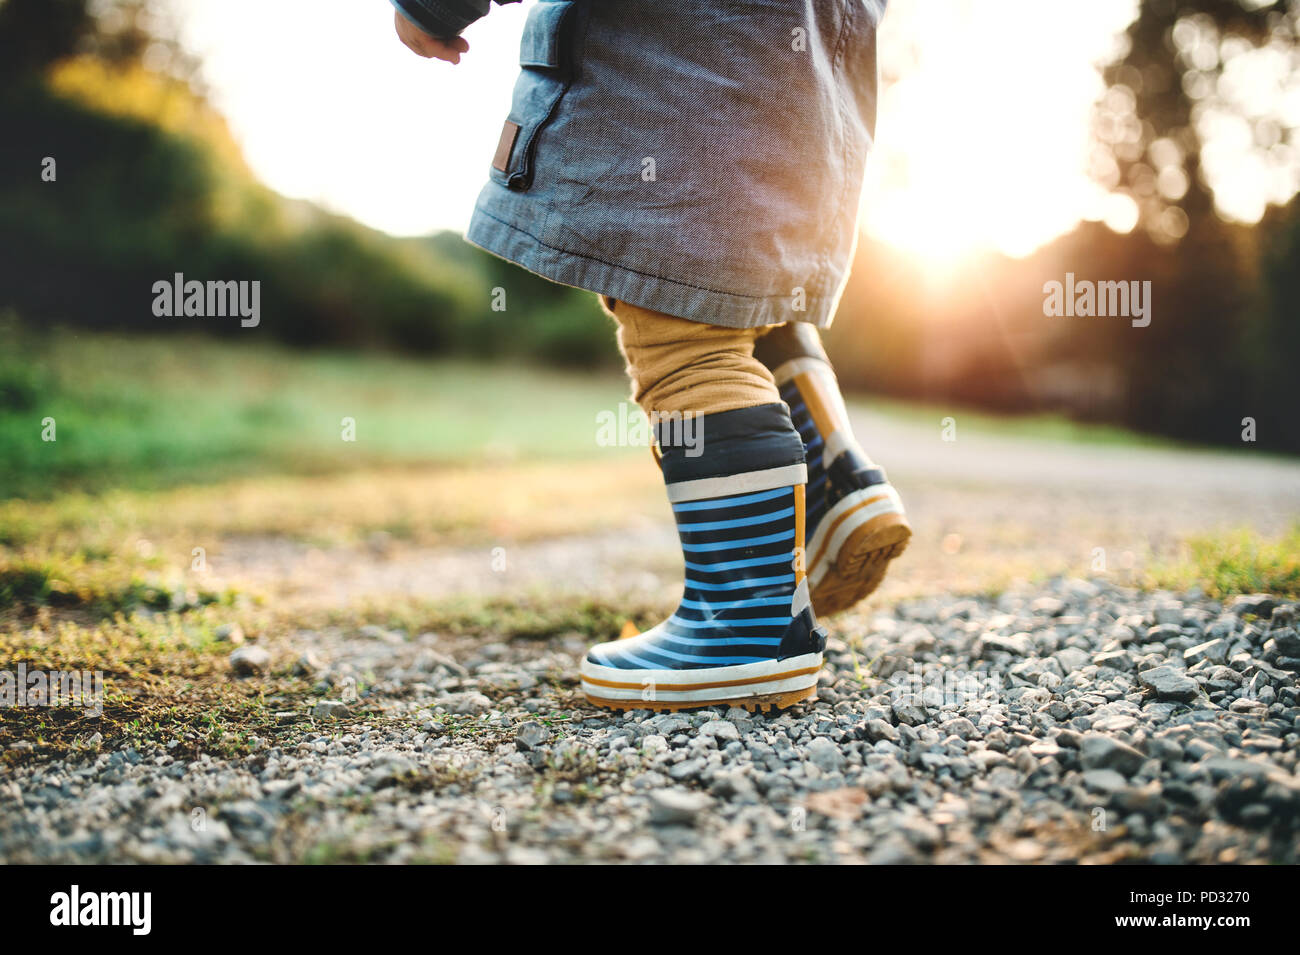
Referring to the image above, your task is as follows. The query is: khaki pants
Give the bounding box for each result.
[607,299,780,417]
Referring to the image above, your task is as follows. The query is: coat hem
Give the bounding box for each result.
[465,205,837,331]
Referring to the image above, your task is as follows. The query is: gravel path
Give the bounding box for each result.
[4,582,1296,864]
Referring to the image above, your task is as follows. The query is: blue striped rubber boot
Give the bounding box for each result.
[754,324,910,616]
[580,403,827,713]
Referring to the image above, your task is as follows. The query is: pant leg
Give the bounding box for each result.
[609,300,781,417]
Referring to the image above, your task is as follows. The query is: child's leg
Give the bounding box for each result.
[580,301,826,713]
[610,300,778,416]
[753,323,911,616]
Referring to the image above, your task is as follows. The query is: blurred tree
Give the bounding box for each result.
[1098,0,1299,243]
[0,0,199,87]
[0,0,93,81]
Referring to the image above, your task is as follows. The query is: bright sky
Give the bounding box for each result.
[173,0,1294,264]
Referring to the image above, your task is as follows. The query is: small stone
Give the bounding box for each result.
[699,719,741,743]
[365,756,419,788]
[1031,596,1066,617]
[939,717,978,740]
[1183,639,1228,666]
[805,736,845,773]
[646,715,691,736]
[978,632,1034,657]
[359,624,405,643]
[1064,578,1101,601]
[229,646,270,676]
[863,719,899,743]
[971,749,1012,771]
[892,699,927,726]
[1152,605,1184,626]
[312,699,351,719]
[805,787,867,820]
[1227,594,1275,619]
[1081,768,1128,793]
[1094,649,1134,671]
[1028,738,1061,758]
[217,800,274,829]
[866,835,923,865]
[1271,628,1300,656]
[1079,733,1147,776]
[709,770,755,799]
[443,692,492,716]
[295,650,324,676]
[1137,665,1200,703]
[514,721,551,751]
[1055,647,1090,673]
[649,789,711,826]
[669,758,706,781]
[213,623,245,645]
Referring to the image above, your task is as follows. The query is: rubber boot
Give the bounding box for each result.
[581,403,827,712]
[754,323,910,616]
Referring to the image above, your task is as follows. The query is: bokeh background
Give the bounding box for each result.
[1,0,1299,502]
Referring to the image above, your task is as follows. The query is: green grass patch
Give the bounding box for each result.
[0,610,284,763]
[1148,524,1300,598]
[857,393,1187,449]
[0,607,394,765]
[0,322,637,499]
[0,553,233,616]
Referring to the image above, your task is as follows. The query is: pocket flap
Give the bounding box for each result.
[518,1,575,69]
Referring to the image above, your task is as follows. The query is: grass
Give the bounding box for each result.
[3,323,1206,504]
[0,321,639,500]
[1147,524,1300,599]
[0,554,235,616]
[859,393,1188,449]
[0,607,315,764]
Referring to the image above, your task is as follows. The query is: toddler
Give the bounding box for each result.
[392,0,909,711]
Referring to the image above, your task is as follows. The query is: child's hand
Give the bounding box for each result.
[394,11,469,63]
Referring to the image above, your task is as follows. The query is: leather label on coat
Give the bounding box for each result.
[492,121,521,173]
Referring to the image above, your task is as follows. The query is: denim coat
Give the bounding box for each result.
[393,0,884,329]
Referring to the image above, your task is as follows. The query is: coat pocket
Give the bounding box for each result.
[489,0,578,190]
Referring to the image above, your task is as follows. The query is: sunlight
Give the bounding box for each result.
[174,0,1143,259]
[860,0,1140,266]
[170,0,1294,262]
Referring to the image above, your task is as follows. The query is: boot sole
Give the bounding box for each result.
[579,652,822,713]
[808,486,911,617]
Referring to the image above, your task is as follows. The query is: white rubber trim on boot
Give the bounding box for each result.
[807,485,906,588]
[822,429,852,467]
[580,651,823,704]
[666,463,807,504]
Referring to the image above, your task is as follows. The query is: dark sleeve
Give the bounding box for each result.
[390,0,521,39]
